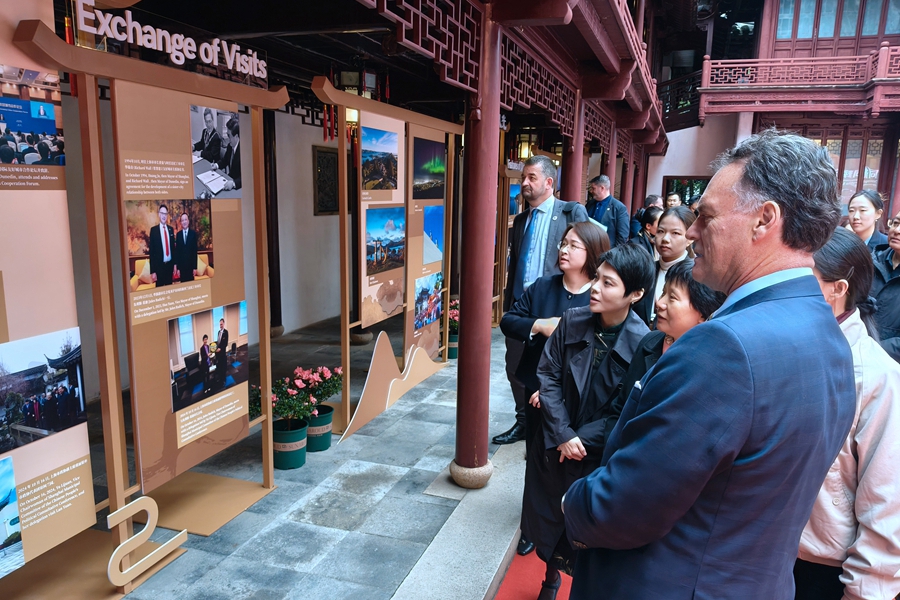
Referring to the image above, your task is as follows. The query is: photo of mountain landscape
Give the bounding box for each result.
[360,127,399,191]
[412,138,445,199]
[365,206,406,276]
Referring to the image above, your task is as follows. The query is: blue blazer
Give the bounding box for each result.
[563,275,856,599]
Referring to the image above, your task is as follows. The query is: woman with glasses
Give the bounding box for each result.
[794,227,900,600]
[500,222,610,565]
[871,213,900,361]
[518,244,653,600]
[847,190,887,253]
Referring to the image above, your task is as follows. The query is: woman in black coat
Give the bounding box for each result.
[500,221,611,446]
[524,244,654,600]
[629,205,662,259]
[847,190,887,253]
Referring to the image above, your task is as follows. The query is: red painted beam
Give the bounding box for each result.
[493,0,574,26]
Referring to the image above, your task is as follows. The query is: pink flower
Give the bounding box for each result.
[287,388,297,396]
[312,409,318,417]
[271,394,277,402]
[335,367,342,375]
[284,377,290,383]
[310,373,322,383]
[323,367,332,379]
[310,396,317,404]
[294,379,306,389]
[294,367,303,376]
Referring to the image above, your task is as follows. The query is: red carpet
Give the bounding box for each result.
[495,550,572,600]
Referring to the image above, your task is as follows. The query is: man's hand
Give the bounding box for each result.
[558,436,586,462]
[151,273,157,283]
[223,181,235,191]
[529,390,541,408]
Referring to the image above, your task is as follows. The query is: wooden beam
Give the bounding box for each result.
[617,106,651,129]
[312,77,465,135]
[582,60,635,100]
[493,0,573,26]
[13,20,287,109]
[631,128,659,144]
[571,0,621,74]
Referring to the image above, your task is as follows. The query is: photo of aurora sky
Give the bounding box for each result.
[412,138,446,200]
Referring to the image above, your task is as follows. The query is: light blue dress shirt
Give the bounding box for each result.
[713,267,813,317]
[522,196,555,290]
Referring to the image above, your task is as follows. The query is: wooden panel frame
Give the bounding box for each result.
[313,146,340,216]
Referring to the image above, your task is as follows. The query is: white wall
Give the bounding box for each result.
[274,111,341,333]
[238,111,259,347]
[646,114,738,196]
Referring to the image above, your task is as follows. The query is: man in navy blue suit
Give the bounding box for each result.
[562,130,856,599]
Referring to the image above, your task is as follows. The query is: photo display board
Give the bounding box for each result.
[111,81,249,493]
[404,126,447,359]
[0,1,95,580]
[358,113,406,329]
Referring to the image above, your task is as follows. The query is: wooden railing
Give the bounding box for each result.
[658,70,701,131]
[702,42,900,88]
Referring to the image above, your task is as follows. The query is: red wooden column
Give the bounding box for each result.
[451,5,501,488]
[603,125,618,194]
[622,147,635,212]
[561,91,586,202]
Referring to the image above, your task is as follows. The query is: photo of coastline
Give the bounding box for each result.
[361,127,399,191]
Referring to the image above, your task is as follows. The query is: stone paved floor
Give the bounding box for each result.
[123,319,519,600]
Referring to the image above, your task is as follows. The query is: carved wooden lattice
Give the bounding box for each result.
[708,57,870,86]
[584,101,612,153]
[355,0,482,93]
[618,129,632,162]
[500,31,576,137]
[889,48,900,77]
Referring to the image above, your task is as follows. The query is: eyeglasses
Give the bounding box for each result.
[557,241,586,252]
[888,219,900,231]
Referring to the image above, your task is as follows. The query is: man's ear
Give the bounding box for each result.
[753,200,781,240]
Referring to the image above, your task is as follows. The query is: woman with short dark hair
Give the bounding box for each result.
[524,244,653,599]
[500,221,610,565]
[794,227,900,600]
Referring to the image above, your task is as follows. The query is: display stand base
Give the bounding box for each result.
[323,399,355,435]
[132,472,273,536]
[0,528,185,599]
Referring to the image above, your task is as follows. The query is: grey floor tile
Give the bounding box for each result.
[319,531,426,590]
[318,460,408,496]
[357,495,454,544]
[127,548,226,600]
[285,574,393,600]
[244,481,313,516]
[234,520,347,571]
[412,443,455,472]
[385,468,459,508]
[405,403,458,425]
[287,487,381,531]
[272,455,343,487]
[178,554,305,600]
[378,419,452,446]
[182,510,273,556]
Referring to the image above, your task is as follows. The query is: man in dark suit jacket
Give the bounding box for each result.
[148,204,176,286]
[562,131,856,599]
[585,174,629,247]
[495,154,588,449]
[174,212,199,283]
[221,117,241,191]
[192,108,221,164]
[214,319,229,384]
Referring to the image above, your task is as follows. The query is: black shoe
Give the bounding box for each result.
[492,423,525,445]
[537,573,561,600]
[517,535,535,556]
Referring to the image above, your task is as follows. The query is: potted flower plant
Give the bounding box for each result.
[270,375,318,469]
[293,366,342,452]
[448,299,460,359]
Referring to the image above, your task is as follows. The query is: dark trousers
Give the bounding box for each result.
[793,558,844,600]
[504,337,526,426]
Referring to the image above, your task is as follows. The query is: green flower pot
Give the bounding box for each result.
[273,418,308,469]
[307,405,334,452]
[448,334,459,359]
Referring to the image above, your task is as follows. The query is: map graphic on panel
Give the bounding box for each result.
[422,205,444,266]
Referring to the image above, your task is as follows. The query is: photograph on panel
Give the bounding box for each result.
[412,138,445,199]
[0,66,64,167]
[125,199,214,291]
[360,126,398,190]
[0,327,84,453]
[365,206,406,276]
[189,105,241,198]
[414,272,443,331]
[422,204,444,267]
[168,301,250,412]
[0,456,23,579]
